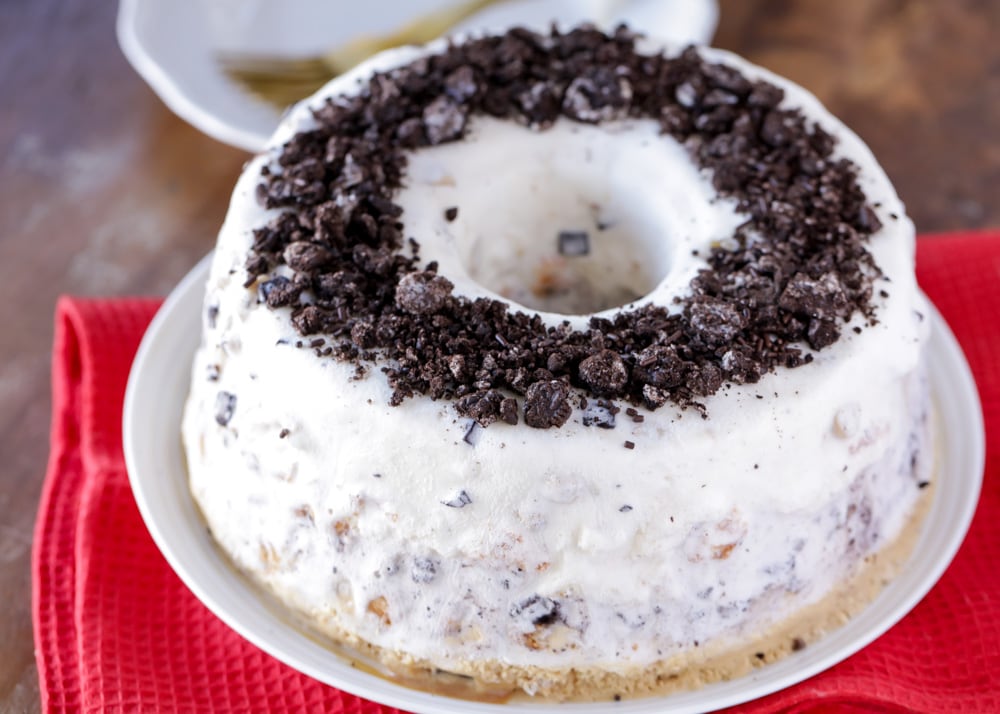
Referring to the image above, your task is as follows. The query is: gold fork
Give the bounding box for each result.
[218,0,509,110]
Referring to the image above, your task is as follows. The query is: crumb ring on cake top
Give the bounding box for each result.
[246,26,885,425]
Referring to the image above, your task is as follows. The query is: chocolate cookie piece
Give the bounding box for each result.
[524,380,573,429]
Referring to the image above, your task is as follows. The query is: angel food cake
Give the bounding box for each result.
[182,27,932,700]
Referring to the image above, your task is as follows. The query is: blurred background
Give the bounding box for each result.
[0,0,997,709]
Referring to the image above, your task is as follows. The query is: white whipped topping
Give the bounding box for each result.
[183,36,931,676]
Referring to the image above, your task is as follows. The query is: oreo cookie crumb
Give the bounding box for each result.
[394,271,454,315]
[499,397,519,425]
[558,230,590,256]
[624,440,635,450]
[206,305,219,328]
[444,206,459,222]
[214,392,237,426]
[258,276,300,308]
[524,380,572,429]
[411,557,438,584]
[462,421,482,446]
[247,28,885,428]
[579,349,629,396]
[511,595,560,626]
[456,389,505,427]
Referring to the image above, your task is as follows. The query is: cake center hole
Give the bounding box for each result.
[398,118,737,317]
[464,186,669,315]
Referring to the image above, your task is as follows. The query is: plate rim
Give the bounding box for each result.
[123,254,985,713]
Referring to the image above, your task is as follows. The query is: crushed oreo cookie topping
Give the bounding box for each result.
[247,27,882,428]
[558,230,591,256]
[523,379,574,429]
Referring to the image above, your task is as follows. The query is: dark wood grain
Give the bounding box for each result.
[715,0,1000,233]
[0,0,996,709]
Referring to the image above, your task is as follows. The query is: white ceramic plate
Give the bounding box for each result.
[116,0,718,153]
[123,255,984,713]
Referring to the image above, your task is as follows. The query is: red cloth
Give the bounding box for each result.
[34,232,1000,713]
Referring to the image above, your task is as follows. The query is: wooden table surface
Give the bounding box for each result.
[1,0,997,709]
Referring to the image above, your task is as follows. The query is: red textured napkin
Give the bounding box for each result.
[34,231,1000,713]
